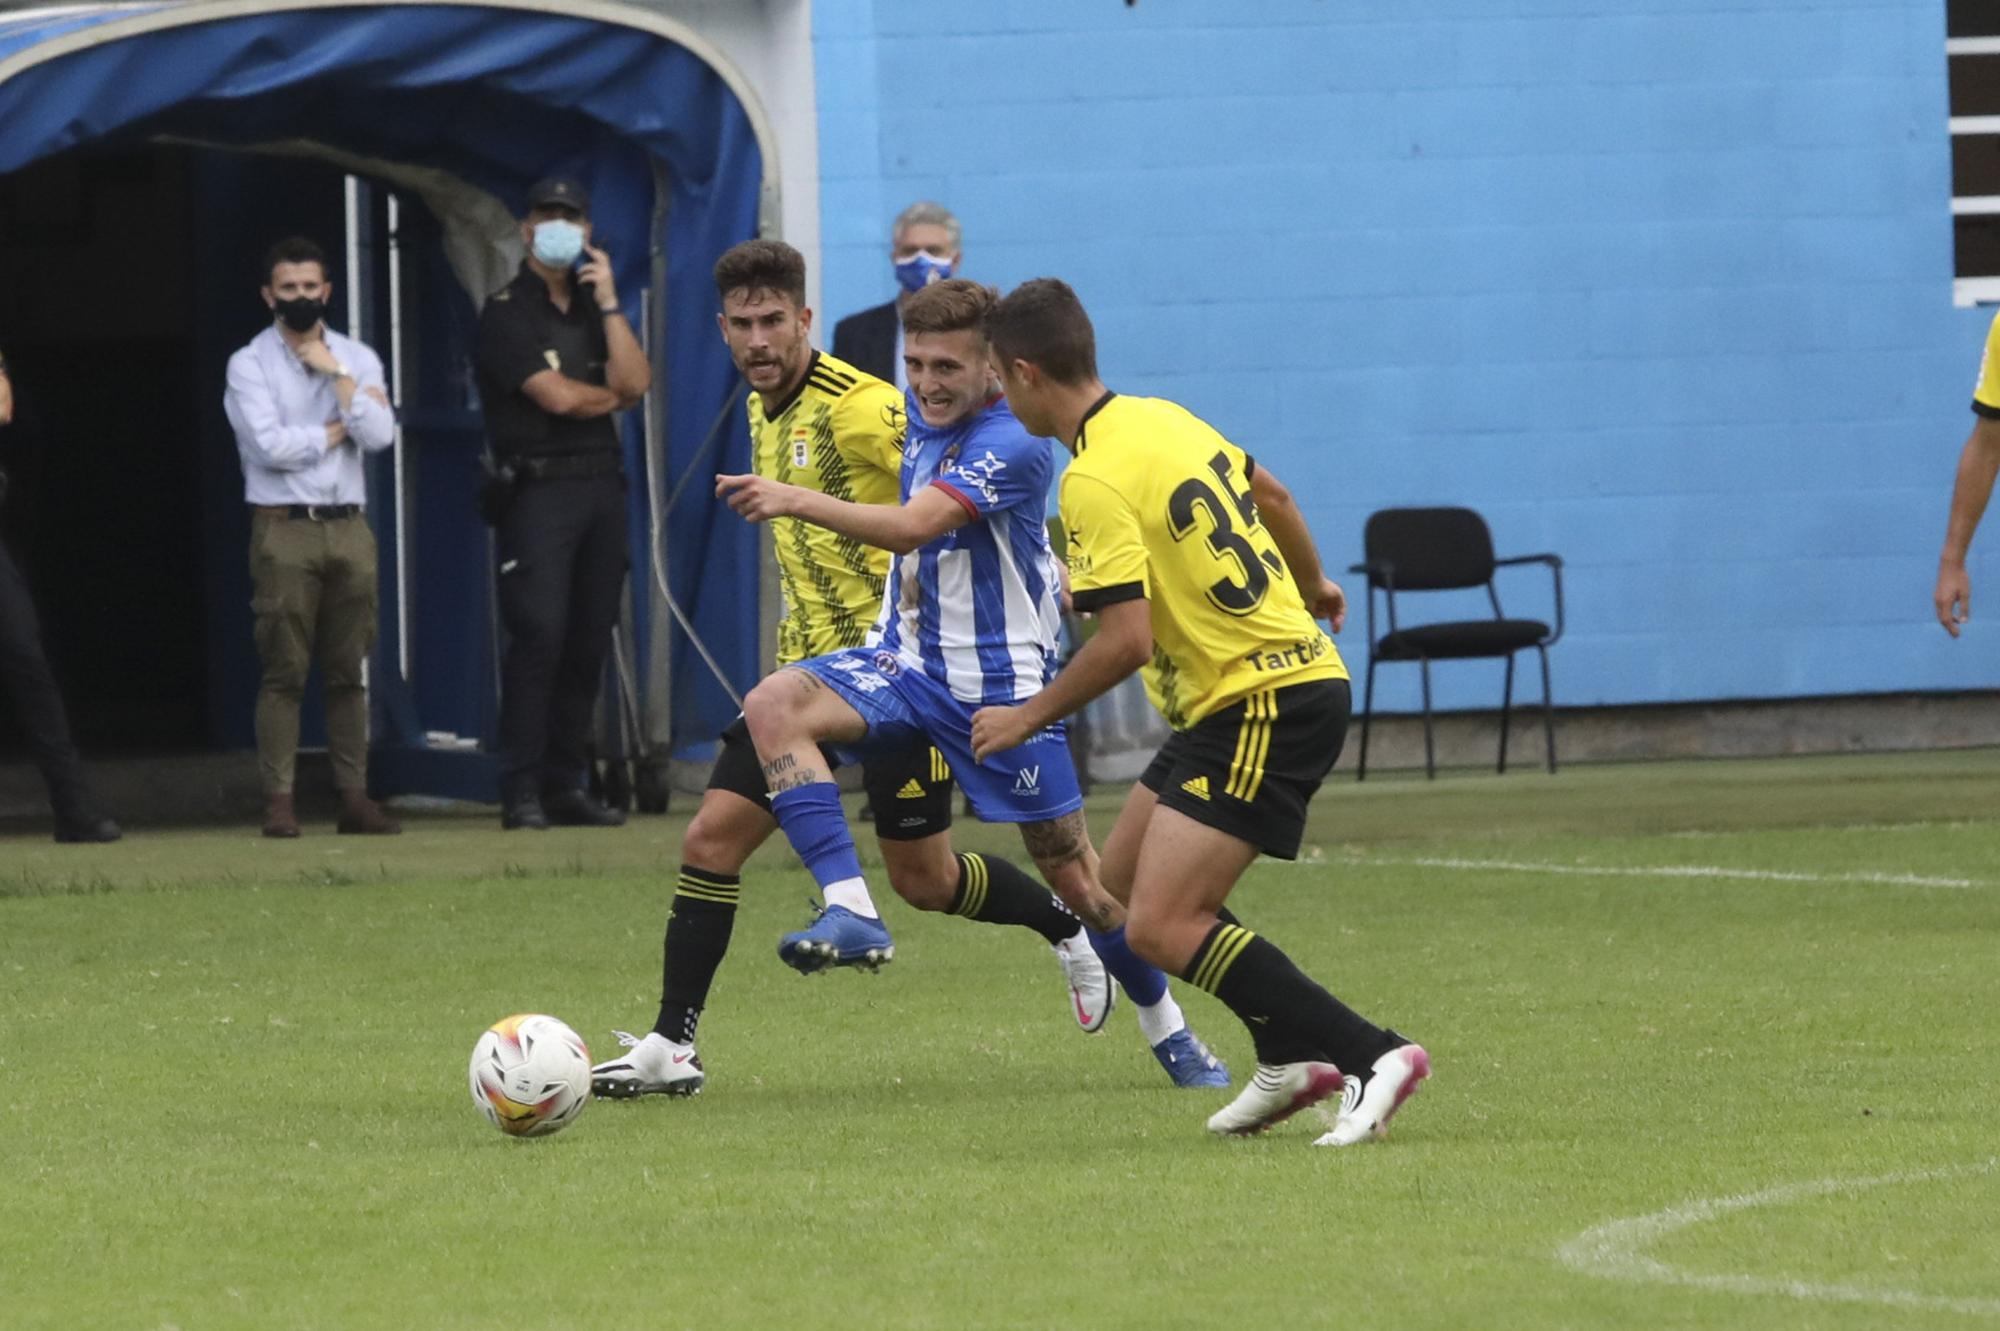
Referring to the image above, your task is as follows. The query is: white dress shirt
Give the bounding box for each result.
[224,324,396,506]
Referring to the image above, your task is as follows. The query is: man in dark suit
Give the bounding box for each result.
[831,201,961,388]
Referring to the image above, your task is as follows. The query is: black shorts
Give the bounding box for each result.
[706,716,955,842]
[1139,677,1350,860]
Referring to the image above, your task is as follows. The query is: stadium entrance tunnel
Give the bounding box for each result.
[0,1,768,805]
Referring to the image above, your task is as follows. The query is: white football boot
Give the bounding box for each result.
[1205,1060,1344,1136]
[590,1030,705,1099]
[1313,1041,1430,1147]
[1052,928,1114,1033]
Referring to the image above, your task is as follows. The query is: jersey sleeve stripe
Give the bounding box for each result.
[930,479,981,519]
[1070,581,1146,613]
[1975,399,2000,420]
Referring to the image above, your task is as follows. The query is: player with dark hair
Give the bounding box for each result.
[712,276,1226,1086]
[591,246,1219,1099]
[974,277,1429,1144]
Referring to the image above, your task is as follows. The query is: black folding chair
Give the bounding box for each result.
[1349,507,1563,780]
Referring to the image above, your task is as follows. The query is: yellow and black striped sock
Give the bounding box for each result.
[947,852,1078,945]
[1182,919,1394,1068]
[654,866,742,1044]
[1185,922,1258,996]
[673,866,742,908]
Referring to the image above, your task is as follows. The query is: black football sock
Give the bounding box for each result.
[1181,921,1397,1070]
[652,866,740,1045]
[948,852,1079,945]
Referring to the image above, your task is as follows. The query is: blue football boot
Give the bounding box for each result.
[1152,1027,1231,1089]
[777,904,895,974]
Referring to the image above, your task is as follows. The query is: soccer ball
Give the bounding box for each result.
[468,1013,591,1138]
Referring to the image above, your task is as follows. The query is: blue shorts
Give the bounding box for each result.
[792,648,1083,825]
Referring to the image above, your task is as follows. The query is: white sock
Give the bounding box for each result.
[822,877,879,919]
[1135,992,1186,1046]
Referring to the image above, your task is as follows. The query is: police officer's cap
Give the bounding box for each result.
[526,177,590,216]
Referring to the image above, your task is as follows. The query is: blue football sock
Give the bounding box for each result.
[769,782,864,891]
[1089,924,1169,1006]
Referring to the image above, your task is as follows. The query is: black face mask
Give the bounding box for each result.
[273,296,325,333]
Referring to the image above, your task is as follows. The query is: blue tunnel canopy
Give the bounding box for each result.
[0,1,766,757]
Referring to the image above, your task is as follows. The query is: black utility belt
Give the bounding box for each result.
[506,451,623,480]
[256,503,362,521]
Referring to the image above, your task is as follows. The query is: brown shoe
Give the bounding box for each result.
[263,793,301,839]
[337,790,402,836]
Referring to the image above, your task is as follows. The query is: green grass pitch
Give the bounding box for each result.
[3,750,1998,1329]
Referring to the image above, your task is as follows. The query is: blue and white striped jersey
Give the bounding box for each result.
[868,393,1064,705]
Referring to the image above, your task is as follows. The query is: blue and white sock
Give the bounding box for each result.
[1090,923,1189,1046]
[769,781,879,919]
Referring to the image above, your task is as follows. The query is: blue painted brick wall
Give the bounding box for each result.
[810,0,888,318]
[814,0,1993,711]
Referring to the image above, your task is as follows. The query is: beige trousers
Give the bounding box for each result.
[248,511,378,795]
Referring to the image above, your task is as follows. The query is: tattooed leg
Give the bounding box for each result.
[743,666,889,941]
[740,667,866,795]
[1020,810,1126,931]
[1025,808,1188,1031]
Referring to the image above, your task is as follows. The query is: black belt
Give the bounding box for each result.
[255,504,362,521]
[509,451,623,480]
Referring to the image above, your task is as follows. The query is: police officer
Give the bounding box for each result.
[0,348,120,842]
[474,178,651,829]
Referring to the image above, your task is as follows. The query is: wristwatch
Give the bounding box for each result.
[331,360,353,380]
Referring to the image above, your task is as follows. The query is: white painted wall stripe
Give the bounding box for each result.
[1954,275,2000,307]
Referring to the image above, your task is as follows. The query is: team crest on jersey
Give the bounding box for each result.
[872,651,901,677]
[791,427,810,468]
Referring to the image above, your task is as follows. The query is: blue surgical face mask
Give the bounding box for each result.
[531,219,587,268]
[894,250,954,294]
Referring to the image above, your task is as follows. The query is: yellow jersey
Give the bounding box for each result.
[747,352,905,663]
[1974,309,2000,418]
[1061,392,1346,730]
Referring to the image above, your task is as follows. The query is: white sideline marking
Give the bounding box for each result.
[1337,856,1984,890]
[1557,1161,2000,1316]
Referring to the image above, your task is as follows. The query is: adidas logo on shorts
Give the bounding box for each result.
[896,779,926,799]
[1181,775,1211,801]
